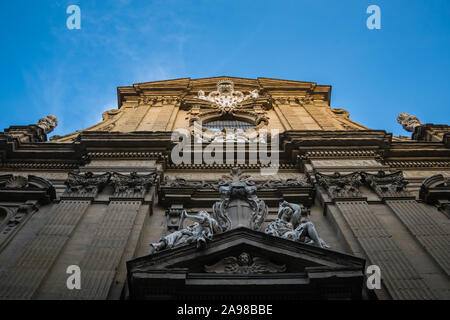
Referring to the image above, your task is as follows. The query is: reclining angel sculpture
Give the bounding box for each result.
[150,210,222,254]
[265,201,329,248]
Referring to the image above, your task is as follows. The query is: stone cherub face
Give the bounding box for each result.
[238,252,252,266]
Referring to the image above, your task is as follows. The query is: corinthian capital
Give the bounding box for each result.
[315,172,362,199]
[63,171,111,198]
[110,172,157,198]
[361,171,410,198]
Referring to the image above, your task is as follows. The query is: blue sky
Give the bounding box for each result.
[0,0,449,138]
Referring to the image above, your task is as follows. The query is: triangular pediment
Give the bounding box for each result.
[127,228,365,300]
[128,227,364,274]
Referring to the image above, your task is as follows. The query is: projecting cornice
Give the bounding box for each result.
[1,130,450,172]
[117,76,331,107]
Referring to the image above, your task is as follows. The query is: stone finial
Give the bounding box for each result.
[37,115,58,134]
[397,113,421,132]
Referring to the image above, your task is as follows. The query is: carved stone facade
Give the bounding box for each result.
[0,76,449,300]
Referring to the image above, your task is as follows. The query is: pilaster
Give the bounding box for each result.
[0,172,107,299]
[363,171,450,277]
[315,171,436,299]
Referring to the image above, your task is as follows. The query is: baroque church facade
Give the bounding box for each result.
[0,76,449,300]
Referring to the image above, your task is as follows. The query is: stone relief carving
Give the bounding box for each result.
[0,203,37,240]
[64,171,111,196]
[37,115,58,134]
[361,171,410,198]
[397,113,422,132]
[197,79,259,112]
[152,168,271,254]
[110,172,157,198]
[161,168,311,191]
[63,171,158,198]
[193,126,268,144]
[265,201,329,248]
[165,207,185,231]
[212,169,268,231]
[150,210,222,254]
[204,252,286,274]
[315,172,362,198]
[153,169,321,254]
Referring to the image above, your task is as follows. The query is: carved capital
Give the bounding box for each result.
[361,171,410,198]
[110,172,157,199]
[63,171,110,198]
[315,172,362,199]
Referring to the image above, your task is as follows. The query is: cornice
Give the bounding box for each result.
[1,161,80,170]
[85,151,166,160]
[1,130,449,170]
[166,163,296,170]
[383,160,450,168]
[304,149,379,159]
[117,76,332,109]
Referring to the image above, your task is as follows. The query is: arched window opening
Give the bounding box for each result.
[203,118,255,131]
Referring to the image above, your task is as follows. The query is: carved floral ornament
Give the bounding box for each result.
[63,171,158,196]
[314,171,410,199]
[151,168,326,256]
[360,171,410,197]
[138,96,181,106]
[161,167,311,191]
[315,172,362,198]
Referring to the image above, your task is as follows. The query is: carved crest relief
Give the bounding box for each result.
[204,252,286,274]
[197,79,259,113]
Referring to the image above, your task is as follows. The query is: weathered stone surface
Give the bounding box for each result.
[0,76,449,300]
